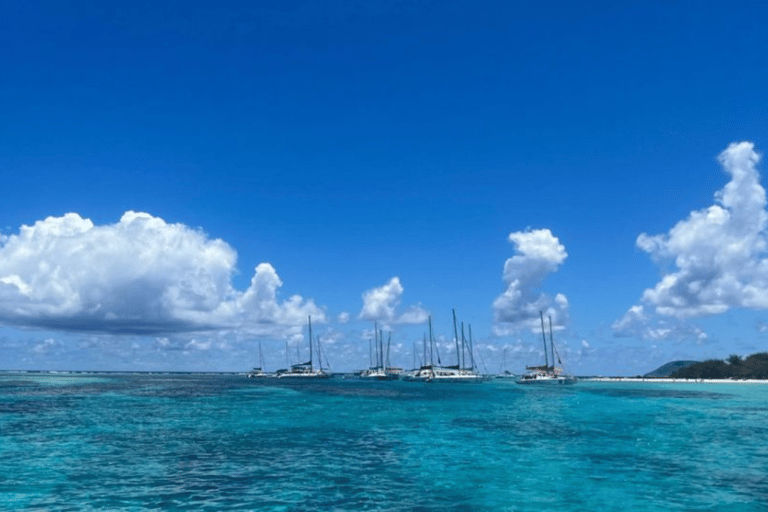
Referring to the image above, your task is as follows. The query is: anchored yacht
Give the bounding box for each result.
[275,316,331,379]
[516,312,576,385]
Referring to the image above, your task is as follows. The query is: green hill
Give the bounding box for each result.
[671,353,768,379]
[644,360,699,378]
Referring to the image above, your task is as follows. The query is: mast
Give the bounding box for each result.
[501,346,507,374]
[308,315,313,371]
[423,333,427,367]
[540,311,549,369]
[258,342,264,371]
[469,324,475,371]
[548,316,555,370]
[374,322,379,369]
[461,321,466,370]
[316,334,322,370]
[453,309,461,369]
[386,332,391,371]
[428,316,434,365]
[379,328,384,372]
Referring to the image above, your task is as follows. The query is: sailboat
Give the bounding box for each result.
[404,315,441,382]
[429,310,485,382]
[247,342,273,378]
[516,311,577,385]
[494,347,516,379]
[275,316,331,379]
[360,324,399,380]
[404,311,485,382]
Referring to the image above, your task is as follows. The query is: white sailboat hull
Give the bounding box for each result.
[276,371,331,379]
[247,372,275,378]
[403,366,486,383]
[516,372,577,385]
[360,369,399,380]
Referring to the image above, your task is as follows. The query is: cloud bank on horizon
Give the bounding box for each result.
[3,141,767,364]
[0,211,323,338]
[493,228,570,335]
[614,141,766,340]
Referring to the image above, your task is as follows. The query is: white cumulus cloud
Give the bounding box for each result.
[358,277,428,325]
[493,228,569,334]
[32,337,61,354]
[615,142,768,339]
[612,304,708,342]
[184,339,212,351]
[0,211,324,337]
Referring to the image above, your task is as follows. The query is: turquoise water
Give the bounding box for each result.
[1,374,767,511]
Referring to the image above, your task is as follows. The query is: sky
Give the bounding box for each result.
[1,0,767,375]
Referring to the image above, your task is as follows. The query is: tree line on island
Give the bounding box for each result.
[668,353,768,379]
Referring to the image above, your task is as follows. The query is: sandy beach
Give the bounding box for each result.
[584,377,768,384]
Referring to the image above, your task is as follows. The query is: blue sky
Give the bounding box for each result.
[1,0,767,375]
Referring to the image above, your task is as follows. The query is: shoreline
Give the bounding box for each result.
[3,371,768,384]
[584,377,768,384]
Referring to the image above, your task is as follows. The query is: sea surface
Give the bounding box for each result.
[1,373,767,511]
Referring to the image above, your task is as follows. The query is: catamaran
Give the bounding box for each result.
[247,342,273,378]
[404,311,485,382]
[275,316,331,379]
[360,323,399,380]
[429,310,484,382]
[516,312,577,385]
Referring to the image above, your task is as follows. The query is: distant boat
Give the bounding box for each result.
[360,324,398,380]
[247,342,273,378]
[428,310,484,382]
[404,311,485,383]
[516,312,577,385]
[494,348,517,379]
[403,316,441,382]
[275,316,331,379]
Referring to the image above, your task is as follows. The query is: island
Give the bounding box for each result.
[670,353,768,380]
